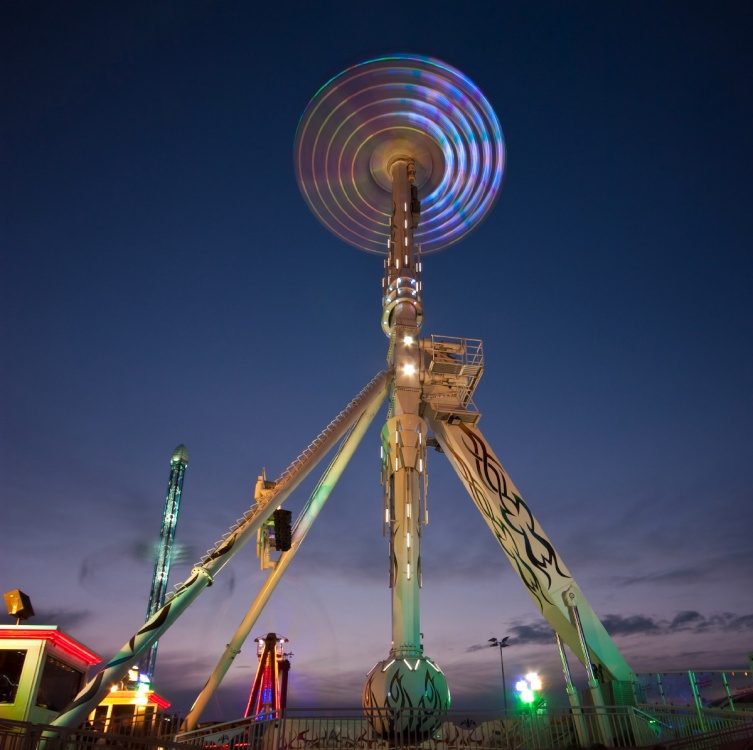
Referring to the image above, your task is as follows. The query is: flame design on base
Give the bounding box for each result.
[363,656,450,738]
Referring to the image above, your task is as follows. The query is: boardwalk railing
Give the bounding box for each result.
[0,715,186,750]
[3,704,752,750]
[176,705,753,749]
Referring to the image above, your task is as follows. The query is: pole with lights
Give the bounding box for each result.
[489,637,510,713]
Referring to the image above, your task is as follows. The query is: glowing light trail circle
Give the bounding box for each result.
[294,54,505,254]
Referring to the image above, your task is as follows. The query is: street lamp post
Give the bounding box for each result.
[488,636,510,713]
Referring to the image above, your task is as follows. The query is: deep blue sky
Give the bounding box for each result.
[2,1,752,721]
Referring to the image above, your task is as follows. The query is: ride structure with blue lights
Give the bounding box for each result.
[139,444,189,682]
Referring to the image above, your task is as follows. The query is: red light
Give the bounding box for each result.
[0,628,101,665]
[149,692,171,709]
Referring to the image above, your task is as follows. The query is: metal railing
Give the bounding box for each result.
[637,703,753,746]
[176,705,753,749]
[4,704,752,750]
[0,716,187,750]
[421,336,484,422]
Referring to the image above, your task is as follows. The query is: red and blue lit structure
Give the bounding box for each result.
[244,633,289,719]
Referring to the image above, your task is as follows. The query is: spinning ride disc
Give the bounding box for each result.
[294,54,505,255]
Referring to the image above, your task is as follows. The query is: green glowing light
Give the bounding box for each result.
[515,672,542,706]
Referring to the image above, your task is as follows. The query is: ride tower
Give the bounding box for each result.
[291,55,501,729]
[139,444,189,682]
[293,55,634,731]
[243,633,290,719]
[50,56,635,734]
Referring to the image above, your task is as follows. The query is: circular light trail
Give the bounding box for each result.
[294,54,505,255]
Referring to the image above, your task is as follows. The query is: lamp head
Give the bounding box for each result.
[489,636,510,648]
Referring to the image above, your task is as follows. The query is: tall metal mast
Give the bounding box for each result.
[140,444,189,681]
[381,156,425,660]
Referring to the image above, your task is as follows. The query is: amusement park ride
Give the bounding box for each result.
[243,634,291,720]
[49,54,637,733]
[140,444,189,684]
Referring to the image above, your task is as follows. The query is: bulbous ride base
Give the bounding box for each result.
[363,655,450,738]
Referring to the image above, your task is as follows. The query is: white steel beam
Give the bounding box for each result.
[183,379,388,730]
[50,370,390,729]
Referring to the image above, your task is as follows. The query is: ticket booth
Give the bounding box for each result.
[88,666,172,734]
[0,624,101,724]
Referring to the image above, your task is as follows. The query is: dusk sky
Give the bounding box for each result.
[2,1,752,722]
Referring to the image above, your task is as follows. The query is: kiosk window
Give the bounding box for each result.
[36,655,83,711]
[0,649,27,703]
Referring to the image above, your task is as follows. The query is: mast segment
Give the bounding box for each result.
[381,157,426,662]
[381,158,423,337]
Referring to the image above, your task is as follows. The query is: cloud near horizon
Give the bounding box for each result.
[464,610,753,651]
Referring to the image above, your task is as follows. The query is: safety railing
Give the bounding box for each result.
[635,703,753,746]
[176,704,753,749]
[4,704,752,750]
[0,716,187,750]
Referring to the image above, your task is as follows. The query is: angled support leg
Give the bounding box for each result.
[556,633,589,747]
[182,380,388,731]
[427,412,634,685]
[50,370,390,729]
